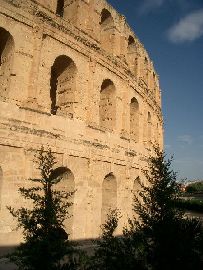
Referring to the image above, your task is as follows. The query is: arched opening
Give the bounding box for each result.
[50,55,77,117]
[99,79,116,130]
[152,72,156,90]
[130,97,139,142]
[54,167,75,239]
[155,122,160,145]
[132,176,140,217]
[147,112,152,142]
[132,176,140,196]
[142,57,148,84]
[127,36,138,74]
[153,73,159,98]
[0,27,14,101]
[101,173,117,225]
[56,0,64,17]
[154,122,157,142]
[100,9,114,53]
[128,36,136,52]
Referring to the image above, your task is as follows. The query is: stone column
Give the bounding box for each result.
[87,57,99,126]
[119,16,127,59]
[24,20,44,110]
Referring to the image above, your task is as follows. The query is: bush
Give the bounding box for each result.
[186,182,203,193]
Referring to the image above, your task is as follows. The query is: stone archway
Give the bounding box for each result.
[54,167,75,239]
[100,9,114,54]
[101,173,117,225]
[147,112,152,142]
[142,57,148,84]
[99,79,116,130]
[132,176,140,218]
[132,176,140,196]
[0,27,14,101]
[50,55,77,117]
[56,0,64,17]
[130,97,139,142]
[127,36,138,74]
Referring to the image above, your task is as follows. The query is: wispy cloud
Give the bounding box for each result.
[167,9,203,43]
[139,0,165,14]
[177,135,193,145]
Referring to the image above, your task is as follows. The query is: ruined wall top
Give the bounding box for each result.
[2,0,160,90]
[1,0,162,116]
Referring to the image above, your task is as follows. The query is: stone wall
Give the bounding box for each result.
[0,0,163,252]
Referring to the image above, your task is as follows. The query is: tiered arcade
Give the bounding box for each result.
[0,0,163,249]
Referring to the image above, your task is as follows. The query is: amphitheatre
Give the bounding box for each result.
[0,0,163,252]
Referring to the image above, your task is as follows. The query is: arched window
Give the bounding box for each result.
[132,176,140,218]
[99,79,116,130]
[132,176,140,194]
[100,9,114,53]
[152,72,156,92]
[155,122,160,145]
[0,27,14,101]
[128,36,136,52]
[101,173,117,225]
[130,97,139,142]
[127,36,138,74]
[54,167,75,238]
[147,112,152,142]
[56,0,64,17]
[50,55,77,117]
[142,57,148,84]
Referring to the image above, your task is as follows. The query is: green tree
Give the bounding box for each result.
[129,148,203,270]
[89,209,147,270]
[91,148,203,270]
[186,181,203,193]
[6,147,78,270]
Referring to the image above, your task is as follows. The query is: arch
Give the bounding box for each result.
[56,0,64,17]
[127,36,138,74]
[54,167,75,238]
[0,27,15,101]
[147,112,152,142]
[99,79,116,130]
[132,176,140,196]
[127,36,137,56]
[132,176,140,218]
[128,36,136,51]
[130,97,139,142]
[153,73,158,98]
[100,9,114,53]
[153,72,156,83]
[50,55,77,117]
[142,57,148,84]
[101,173,117,225]
[155,122,160,145]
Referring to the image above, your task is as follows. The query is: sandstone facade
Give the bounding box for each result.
[0,0,163,250]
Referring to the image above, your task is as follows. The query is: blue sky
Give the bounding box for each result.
[108,0,203,180]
